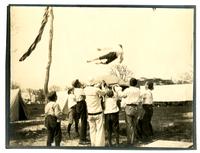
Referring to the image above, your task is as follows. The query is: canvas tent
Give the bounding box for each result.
[56,91,69,115]
[140,84,193,102]
[10,89,29,122]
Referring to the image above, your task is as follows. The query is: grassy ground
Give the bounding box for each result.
[8,102,194,148]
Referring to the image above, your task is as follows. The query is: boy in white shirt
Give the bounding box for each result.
[67,88,79,138]
[84,80,106,146]
[73,79,90,145]
[139,81,154,139]
[44,91,63,147]
[104,89,120,147]
[116,78,141,145]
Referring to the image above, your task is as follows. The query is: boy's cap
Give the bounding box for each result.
[47,91,56,99]
[106,89,114,97]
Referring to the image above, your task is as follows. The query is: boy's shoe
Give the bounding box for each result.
[79,141,87,145]
[84,139,91,144]
[79,139,90,145]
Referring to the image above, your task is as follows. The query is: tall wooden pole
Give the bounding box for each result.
[44,7,54,102]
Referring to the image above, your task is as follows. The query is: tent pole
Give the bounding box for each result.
[44,7,54,103]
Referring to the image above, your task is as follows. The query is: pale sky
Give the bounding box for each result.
[10,6,194,89]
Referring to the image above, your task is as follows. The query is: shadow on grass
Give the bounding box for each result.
[8,103,194,147]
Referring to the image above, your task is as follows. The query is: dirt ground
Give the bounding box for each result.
[8,103,194,148]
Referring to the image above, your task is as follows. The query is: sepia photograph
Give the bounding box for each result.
[6,4,195,149]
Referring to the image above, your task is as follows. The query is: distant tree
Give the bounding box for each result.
[181,72,193,83]
[49,85,61,92]
[34,89,45,104]
[138,78,174,86]
[172,71,193,84]
[162,79,174,85]
[27,88,34,102]
[110,64,134,82]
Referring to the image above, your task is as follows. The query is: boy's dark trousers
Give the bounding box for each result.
[105,112,119,146]
[67,106,79,137]
[76,100,88,142]
[47,122,62,146]
[141,104,153,137]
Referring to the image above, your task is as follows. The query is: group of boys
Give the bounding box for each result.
[44,77,154,147]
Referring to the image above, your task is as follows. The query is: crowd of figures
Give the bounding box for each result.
[44,78,154,147]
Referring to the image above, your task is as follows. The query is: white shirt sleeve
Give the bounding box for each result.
[118,88,127,98]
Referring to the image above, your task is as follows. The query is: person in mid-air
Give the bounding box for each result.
[87,44,124,64]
